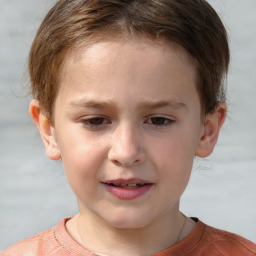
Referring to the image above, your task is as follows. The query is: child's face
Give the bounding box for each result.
[46,38,205,228]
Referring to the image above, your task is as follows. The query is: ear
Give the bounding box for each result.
[195,102,227,158]
[29,99,61,160]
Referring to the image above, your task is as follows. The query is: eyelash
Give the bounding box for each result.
[80,116,174,129]
[145,116,173,127]
[81,117,110,128]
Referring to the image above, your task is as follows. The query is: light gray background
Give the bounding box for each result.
[0,0,255,251]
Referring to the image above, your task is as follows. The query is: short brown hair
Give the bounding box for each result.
[29,0,230,119]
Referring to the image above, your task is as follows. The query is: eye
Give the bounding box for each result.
[146,116,173,127]
[81,117,111,128]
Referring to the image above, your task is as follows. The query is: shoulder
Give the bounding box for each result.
[1,221,68,256]
[196,221,256,256]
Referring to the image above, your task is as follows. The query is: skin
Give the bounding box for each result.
[30,37,226,256]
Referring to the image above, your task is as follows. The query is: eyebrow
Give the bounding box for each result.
[70,100,110,109]
[138,100,187,110]
[70,99,186,110]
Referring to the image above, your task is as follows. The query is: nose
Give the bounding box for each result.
[108,125,145,167]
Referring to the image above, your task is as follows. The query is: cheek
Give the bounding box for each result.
[153,134,196,167]
[151,128,199,186]
[56,132,107,190]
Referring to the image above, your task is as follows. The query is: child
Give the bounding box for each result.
[2,0,256,255]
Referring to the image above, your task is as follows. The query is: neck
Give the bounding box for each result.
[68,208,188,256]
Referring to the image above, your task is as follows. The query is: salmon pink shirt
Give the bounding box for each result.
[2,218,256,256]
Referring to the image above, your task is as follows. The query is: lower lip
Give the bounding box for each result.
[103,184,153,200]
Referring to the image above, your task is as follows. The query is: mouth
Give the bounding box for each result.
[104,182,150,189]
[102,178,153,188]
[102,179,153,200]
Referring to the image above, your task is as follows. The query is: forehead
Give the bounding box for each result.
[60,37,197,83]
[56,37,199,111]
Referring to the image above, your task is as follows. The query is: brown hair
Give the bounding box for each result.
[29,0,230,119]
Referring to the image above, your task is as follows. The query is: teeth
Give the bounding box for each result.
[107,183,146,187]
[127,184,137,187]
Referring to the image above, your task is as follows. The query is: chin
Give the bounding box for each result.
[103,211,151,229]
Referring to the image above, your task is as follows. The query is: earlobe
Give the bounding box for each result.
[195,103,227,158]
[29,99,61,160]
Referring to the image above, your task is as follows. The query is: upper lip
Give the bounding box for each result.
[102,178,153,186]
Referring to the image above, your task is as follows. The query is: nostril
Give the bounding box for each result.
[108,141,146,167]
[111,158,140,167]
[112,159,121,166]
